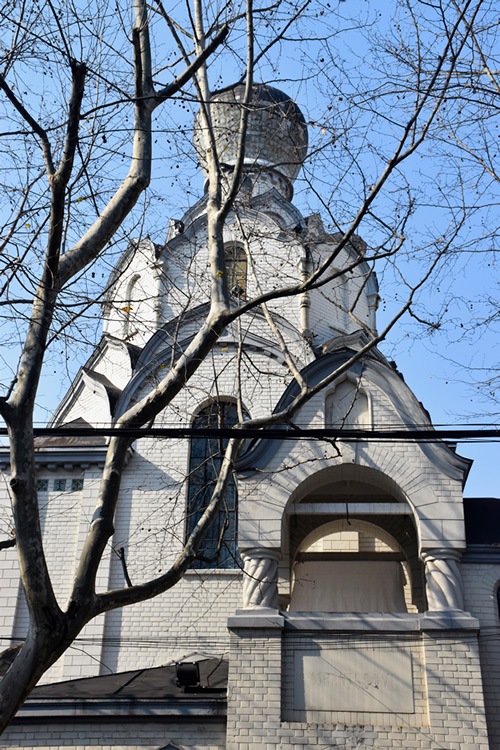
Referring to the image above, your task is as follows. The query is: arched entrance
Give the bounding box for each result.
[285,465,425,612]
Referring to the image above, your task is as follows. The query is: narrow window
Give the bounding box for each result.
[225,244,247,298]
[123,273,140,339]
[186,401,241,569]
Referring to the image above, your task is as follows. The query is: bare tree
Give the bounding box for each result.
[0,0,498,731]
[347,0,500,412]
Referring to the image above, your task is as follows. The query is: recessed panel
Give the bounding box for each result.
[294,646,414,713]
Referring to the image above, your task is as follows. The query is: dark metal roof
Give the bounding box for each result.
[31,658,227,701]
[33,418,107,447]
[464,497,500,545]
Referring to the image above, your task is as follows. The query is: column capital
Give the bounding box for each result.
[421,548,463,564]
[241,546,281,563]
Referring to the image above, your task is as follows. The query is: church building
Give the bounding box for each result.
[1,83,500,750]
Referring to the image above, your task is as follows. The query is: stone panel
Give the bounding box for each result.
[293,644,413,713]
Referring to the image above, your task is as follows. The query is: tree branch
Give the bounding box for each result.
[0,74,55,175]
[0,538,16,551]
[152,23,229,109]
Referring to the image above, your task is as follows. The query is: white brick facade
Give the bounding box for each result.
[1,721,227,749]
[1,82,499,750]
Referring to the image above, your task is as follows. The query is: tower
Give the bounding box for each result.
[1,83,496,750]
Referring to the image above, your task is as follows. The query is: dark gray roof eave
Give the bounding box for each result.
[12,697,227,722]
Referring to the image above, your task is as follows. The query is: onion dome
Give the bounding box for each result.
[193,83,308,198]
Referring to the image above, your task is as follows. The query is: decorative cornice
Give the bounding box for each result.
[0,447,109,471]
[0,445,134,471]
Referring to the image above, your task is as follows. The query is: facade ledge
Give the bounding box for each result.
[185,569,243,577]
[227,610,480,632]
[228,608,284,629]
[12,697,227,722]
[0,447,109,471]
[283,611,479,632]
[228,607,479,633]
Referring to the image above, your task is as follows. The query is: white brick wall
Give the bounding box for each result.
[1,92,497,750]
[463,561,500,749]
[227,614,490,750]
[1,720,226,749]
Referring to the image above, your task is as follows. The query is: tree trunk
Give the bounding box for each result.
[0,624,71,733]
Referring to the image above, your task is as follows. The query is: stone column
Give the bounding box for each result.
[422,548,465,611]
[241,547,280,609]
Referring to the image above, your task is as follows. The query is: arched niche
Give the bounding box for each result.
[290,519,415,613]
[285,463,409,507]
[325,376,371,429]
[285,464,425,613]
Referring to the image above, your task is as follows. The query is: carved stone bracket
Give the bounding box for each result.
[241,548,280,609]
[422,549,465,611]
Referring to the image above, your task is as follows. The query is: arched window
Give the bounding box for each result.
[224,244,247,298]
[186,401,241,569]
[123,273,141,339]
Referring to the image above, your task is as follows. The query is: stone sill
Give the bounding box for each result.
[184,569,243,577]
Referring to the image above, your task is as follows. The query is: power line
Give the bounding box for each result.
[1,425,499,443]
